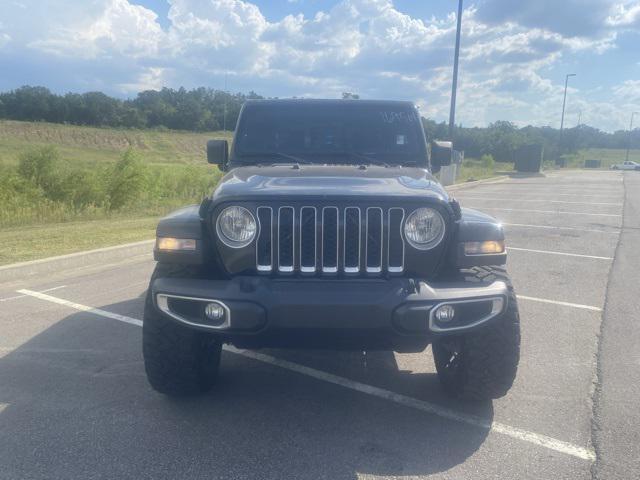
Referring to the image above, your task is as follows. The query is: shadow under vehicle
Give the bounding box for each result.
[0,295,494,479]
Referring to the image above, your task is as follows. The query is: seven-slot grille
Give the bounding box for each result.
[255,206,405,275]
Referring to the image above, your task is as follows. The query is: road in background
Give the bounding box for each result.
[0,170,635,479]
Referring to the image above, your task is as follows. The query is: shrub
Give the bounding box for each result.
[17,146,59,192]
[2,145,222,227]
[107,148,147,211]
[480,154,495,169]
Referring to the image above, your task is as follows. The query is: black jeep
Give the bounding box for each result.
[143,99,520,401]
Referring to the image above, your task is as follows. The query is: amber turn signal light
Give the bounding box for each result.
[464,240,505,255]
[156,237,197,251]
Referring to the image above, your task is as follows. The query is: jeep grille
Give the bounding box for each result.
[255,206,406,275]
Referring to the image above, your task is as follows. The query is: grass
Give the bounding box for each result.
[0,217,158,265]
[455,148,640,180]
[0,120,233,166]
[561,148,640,169]
[455,159,513,183]
[0,120,231,265]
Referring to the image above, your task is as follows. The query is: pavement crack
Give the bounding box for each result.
[589,173,627,480]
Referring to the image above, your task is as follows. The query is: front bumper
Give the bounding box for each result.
[151,276,508,350]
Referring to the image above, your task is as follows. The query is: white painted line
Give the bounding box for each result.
[458,196,622,206]
[517,295,602,312]
[507,247,613,261]
[502,223,618,235]
[470,207,621,218]
[467,192,621,199]
[228,347,596,461]
[0,285,67,303]
[17,289,596,462]
[16,289,143,327]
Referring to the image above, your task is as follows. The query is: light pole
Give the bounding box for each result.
[448,0,463,140]
[557,73,576,164]
[223,72,228,132]
[625,111,638,163]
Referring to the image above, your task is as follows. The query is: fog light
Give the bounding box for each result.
[204,303,225,321]
[434,304,456,323]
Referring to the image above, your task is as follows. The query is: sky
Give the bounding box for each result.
[0,0,639,131]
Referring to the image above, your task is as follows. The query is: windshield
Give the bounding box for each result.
[234,102,427,166]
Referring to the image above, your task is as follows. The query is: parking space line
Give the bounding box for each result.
[457,197,622,206]
[469,207,621,217]
[0,285,67,303]
[16,288,596,462]
[16,289,143,327]
[507,247,613,260]
[502,223,619,234]
[516,295,602,312]
[231,347,596,461]
[466,192,621,199]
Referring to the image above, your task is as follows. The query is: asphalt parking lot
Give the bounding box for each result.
[1,170,638,479]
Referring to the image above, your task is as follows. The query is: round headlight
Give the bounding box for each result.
[404,208,445,250]
[216,206,257,248]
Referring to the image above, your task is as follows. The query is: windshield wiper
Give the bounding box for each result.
[346,152,390,167]
[242,152,312,166]
[270,152,312,164]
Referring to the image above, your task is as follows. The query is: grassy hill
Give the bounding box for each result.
[0,120,232,264]
[0,120,232,166]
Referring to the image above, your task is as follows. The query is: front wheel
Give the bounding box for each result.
[433,266,520,401]
[143,264,222,396]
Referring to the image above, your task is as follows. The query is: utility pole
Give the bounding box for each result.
[626,111,638,162]
[577,109,582,127]
[557,73,576,164]
[448,0,463,140]
[223,73,228,132]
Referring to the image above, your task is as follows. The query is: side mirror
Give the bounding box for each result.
[430,140,452,173]
[207,140,228,167]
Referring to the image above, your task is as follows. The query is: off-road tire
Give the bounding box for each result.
[143,264,222,396]
[433,266,520,401]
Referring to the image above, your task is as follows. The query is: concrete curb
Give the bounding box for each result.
[0,239,155,284]
[446,175,508,191]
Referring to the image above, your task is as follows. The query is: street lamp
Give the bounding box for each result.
[625,111,639,163]
[560,73,576,132]
[557,73,576,165]
[448,0,464,140]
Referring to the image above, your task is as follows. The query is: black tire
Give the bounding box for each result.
[143,264,222,396]
[433,266,520,401]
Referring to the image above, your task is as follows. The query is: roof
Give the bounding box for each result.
[244,98,416,108]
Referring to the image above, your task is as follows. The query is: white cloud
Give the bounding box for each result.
[613,79,640,102]
[0,0,638,131]
[475,0,620,37]
[1,0,162,58]
[0,32,10,49]
[607,1,640,26]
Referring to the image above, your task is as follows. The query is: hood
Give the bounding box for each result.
[211,165,449,203]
